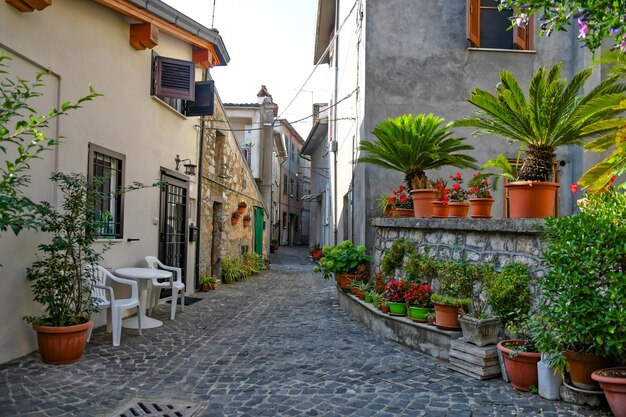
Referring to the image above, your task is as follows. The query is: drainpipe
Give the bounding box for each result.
[194,68,209,289]
[332,0,340,245]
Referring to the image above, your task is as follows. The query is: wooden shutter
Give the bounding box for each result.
[513,11,533,50]
[466,0,480,47]
[185,81,215,117]
[153,56,195,101]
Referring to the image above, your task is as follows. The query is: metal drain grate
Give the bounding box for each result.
[107,398,205,417]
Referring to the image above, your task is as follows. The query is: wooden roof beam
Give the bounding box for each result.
[130,22,159,50]
[5,0,51,12]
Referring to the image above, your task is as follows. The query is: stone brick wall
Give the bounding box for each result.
[372,218,547,280]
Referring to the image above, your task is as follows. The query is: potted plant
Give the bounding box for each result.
[405,282,433,322]
[24,173,110,364]
[270,239,279,253]
[430,260,473,330]
[313,240,371,292]
[447,172,469,217]
[497,315,541,392]
[358,113,477,218]
[534,189,625,390]
[242,214,252,227]
[385,279,410,316]
[237,201,247,215]
[453,63,626,217]
[231,211,241,225]
[467,172,496,218]
[309,243,323,261]
[377,193,397,217]
[458,264,500,347]
[592,367,626,417]
[199,274,217,292]
[431,179,449,218]
[390,185,414,217]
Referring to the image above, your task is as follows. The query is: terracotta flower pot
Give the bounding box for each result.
[448,202,469,218]
[231,218,239,225]
[505,181,559,218]
[432,302,462,330]
[395,208,414,218]
[497,340,540,392]
[33,321,92,365]
[381,304,390,314]
[410,189,435,218]
[237,207,246,215]
[592,367,626,417]
[243,220,251,227]
[564,351,613,390]
[431,201,449,218]
[335,273,352,292]
[469,198,494,218]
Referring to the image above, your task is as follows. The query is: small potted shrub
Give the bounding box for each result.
[404,282,433,322]
[390,184,414,217]
[431,260,472,330]
[199,274,211,292]
[237,201,247,215]
[313,240,371,291]
[458,264,501,347]
[447,172,469,217]
[431,179,449,218]
[309,243,323,261]
[231,211,241,225]
[497,314,541,392]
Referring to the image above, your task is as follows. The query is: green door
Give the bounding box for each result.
[254,207,264,256]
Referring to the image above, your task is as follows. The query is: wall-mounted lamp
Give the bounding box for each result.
[175,154,197,176]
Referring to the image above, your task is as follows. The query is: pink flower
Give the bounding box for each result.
[570,183,578,194]
[578,18,588,39]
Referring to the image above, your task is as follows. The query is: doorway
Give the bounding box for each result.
[159,173,188,289]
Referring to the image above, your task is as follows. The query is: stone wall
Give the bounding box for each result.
[372,218,547,280]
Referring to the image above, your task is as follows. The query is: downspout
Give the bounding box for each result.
[332,0,340,245]
[194,68,209,289]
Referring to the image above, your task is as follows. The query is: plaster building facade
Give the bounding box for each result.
[313,0,606,250]
[0,0,264,363]
[223,86,287,249]
[276,120,311,246]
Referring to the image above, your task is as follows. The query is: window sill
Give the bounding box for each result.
[151,96,188,120]
[467,47,537,54]
[94,238,124,243]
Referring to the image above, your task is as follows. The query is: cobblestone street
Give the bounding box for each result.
[0,245,611,417]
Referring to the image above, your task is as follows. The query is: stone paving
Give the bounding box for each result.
[0,245,612,417]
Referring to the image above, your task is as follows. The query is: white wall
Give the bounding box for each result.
[0,0,201,362]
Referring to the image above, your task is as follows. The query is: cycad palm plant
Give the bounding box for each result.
[358,113,477,189]
[454,63,626,182]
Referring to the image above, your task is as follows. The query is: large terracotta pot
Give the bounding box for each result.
[469,198,494,218]
[335,273,352,292]
[497,340,541,392]
[33,321,92,365]
[410,189,435,218]
[432,302,461,330]
[564,351,613,390]
[448,202,469,218]
[431,201,449,218]
[505,181,559,218]
[395,208,414,218]
[592,367,626,417]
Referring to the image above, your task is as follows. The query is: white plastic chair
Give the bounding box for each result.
[86,265,142,347]
[145,256,185,320]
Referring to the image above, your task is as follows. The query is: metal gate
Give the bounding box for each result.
[159,173,188,287]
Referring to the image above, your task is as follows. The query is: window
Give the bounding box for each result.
[215,131,225,177]
[282,212,287,229]
[466,0,533,50]
[241,143,252,167]
[290,179,294,196]
[283,174,288,193]
[151,53,215,116]
[88,144,125,239]
[296,181,300,199]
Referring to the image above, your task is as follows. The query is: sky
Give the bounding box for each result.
[162,0,330,139]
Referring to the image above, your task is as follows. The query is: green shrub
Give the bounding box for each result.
[435,260,473,299]
[404,251,438,283]
[313,240,370,279]
[431,293,470,309]
[243,252,262,276]
[222,257,245,284]
[485,262,531,325]
[380,239,417,276]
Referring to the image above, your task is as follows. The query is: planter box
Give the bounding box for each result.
[458,315,501,347]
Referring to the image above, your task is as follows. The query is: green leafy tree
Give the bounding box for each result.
[499,0,626,52]
[358,113,477,190]
[0,54,100,235]
[454,63,626,182]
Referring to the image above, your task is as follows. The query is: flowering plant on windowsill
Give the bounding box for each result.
[468,172,496,199]
[448,172,468,203]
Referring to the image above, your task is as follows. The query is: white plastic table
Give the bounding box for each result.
[115,267,172,329]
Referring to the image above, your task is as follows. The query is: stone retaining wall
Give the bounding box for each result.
[372,218,547,279]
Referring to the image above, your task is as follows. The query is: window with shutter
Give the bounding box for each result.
[153,56,195,101]
[185,80,215,116]
[466,0,534,50]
